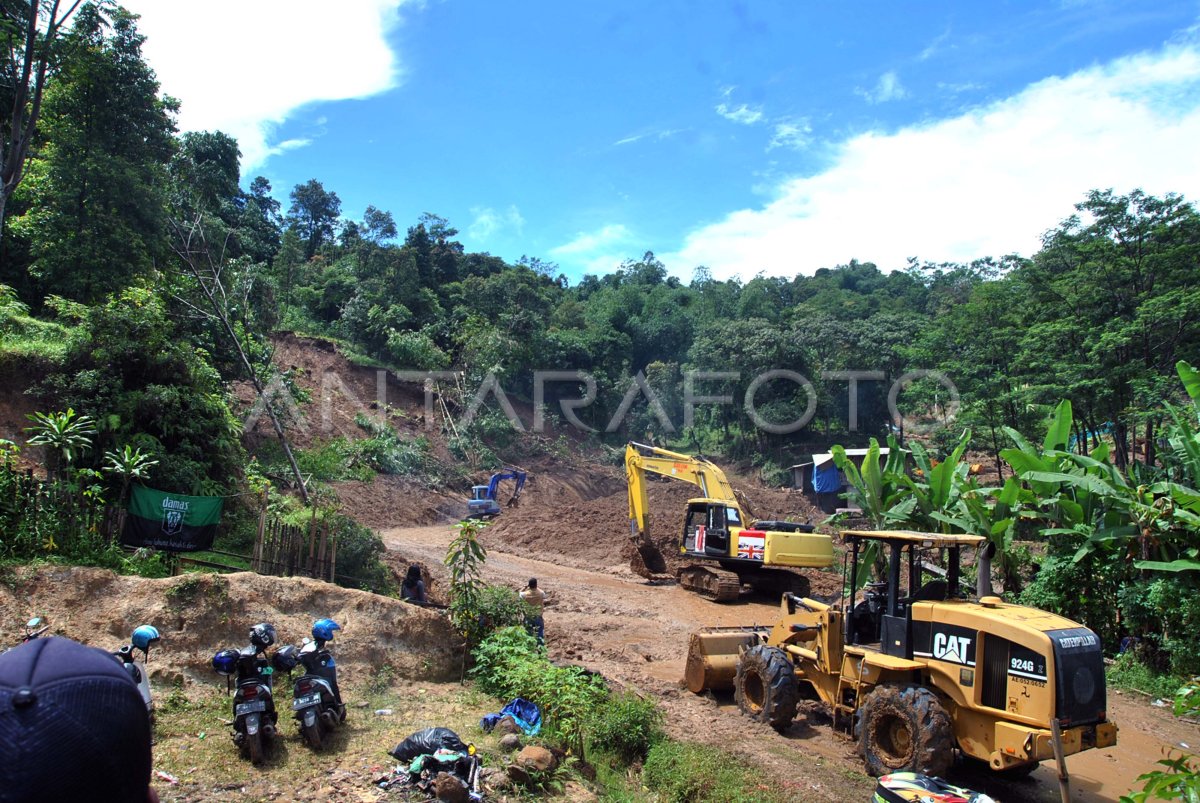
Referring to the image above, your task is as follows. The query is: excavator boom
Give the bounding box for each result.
[626,442,740,538]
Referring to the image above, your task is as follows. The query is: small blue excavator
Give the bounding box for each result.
[465,468,527,520]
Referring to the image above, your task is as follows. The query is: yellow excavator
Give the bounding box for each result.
[625,442,834,601]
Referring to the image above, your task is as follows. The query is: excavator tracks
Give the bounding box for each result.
[677,565,742,602]
[742,567,811,599]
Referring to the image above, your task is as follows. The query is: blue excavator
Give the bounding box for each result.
[465,468,527,520]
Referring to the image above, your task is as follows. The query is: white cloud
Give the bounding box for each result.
[613,127,684,147]
[467,205,525,240]
[716,102,765,125]
[123,0,409,171]
[768,119,812,151]
[919,29,951,62]
[857,70,908,104]
[551,224,635,274]
[660,43,1200,281]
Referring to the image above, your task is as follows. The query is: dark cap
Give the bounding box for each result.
[0,636,152,802]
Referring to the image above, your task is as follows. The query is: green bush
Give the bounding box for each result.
[324,514,394,595]
[470,625,607,755]
[643,740,779,803]
[1117,577,1200,676]
[353,414,433,478]
[471,625,543,698]
[587,690,664,761]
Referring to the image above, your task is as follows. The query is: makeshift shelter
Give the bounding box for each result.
[790,448,908,513]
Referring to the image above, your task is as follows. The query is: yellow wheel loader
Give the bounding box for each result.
[686,530,1117,778]
[625,442,834,601]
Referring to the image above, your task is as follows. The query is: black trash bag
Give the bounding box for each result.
[389,727,468,762]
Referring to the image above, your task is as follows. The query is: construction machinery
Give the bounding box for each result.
[625,442,833,601]
[685,530,1117,780]
[465,468,527,520]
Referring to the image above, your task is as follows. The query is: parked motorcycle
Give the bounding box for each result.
[212,622,283,764]
[288,618,347,749]
[17,616,49,644]
[113,624,160,724]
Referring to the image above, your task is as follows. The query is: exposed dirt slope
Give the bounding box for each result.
[0,566,460,682]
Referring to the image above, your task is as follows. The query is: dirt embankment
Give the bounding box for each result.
[0,566,460,683]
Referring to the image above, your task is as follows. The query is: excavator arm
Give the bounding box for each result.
[625,442,740,541]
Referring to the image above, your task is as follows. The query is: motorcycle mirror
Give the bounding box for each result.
[25,617,40,630]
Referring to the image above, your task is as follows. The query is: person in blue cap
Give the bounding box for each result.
[0,635,157,802]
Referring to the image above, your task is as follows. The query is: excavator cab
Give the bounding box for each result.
[682,501,741,557]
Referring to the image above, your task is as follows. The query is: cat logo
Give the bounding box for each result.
[933,632,973,665]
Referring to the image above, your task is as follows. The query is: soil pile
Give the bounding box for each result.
[0,566,460,682]
[485,459,830,585]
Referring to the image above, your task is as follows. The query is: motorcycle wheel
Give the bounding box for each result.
[246,728,265,764]
[302,718,323,750]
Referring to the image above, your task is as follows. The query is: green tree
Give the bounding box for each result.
[0,0,85,240]
[287,178,341,259]
[13,3,177,301]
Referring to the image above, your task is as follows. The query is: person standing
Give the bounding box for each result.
[520,578,547,645]
[401,564,427,604]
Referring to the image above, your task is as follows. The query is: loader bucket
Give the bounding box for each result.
[684,626,770,693]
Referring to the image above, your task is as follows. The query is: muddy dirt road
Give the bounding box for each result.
[383,523,1198,803]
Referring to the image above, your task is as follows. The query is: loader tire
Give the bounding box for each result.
[856,684,953,777]
[735,645,798,730]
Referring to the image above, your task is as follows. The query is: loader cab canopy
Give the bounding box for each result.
[842,531,986,657]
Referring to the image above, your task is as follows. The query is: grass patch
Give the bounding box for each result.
[1107,652,1189,700]
[643,740,786,803]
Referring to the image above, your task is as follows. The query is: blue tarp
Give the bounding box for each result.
[812,463,842,493]
[480,697,542,736]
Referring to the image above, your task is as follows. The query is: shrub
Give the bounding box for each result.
[471,625,543,698]
[324,514,394,595]
[587,690,664,762]
[354,414,432,478]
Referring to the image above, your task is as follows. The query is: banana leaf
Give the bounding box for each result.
[1134,558,1200,573]
[1042,399,1073,452]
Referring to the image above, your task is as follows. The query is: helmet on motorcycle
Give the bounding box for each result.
[272,644,299,672]
[312,618,341,642]
[132,624,160,652]
[212,648,239,676]
[249,622,277,649]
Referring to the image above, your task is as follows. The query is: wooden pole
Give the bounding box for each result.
[306,506,318,575]
[328,535,337,584]
[316,521,328,581]
[1050,717,1071,803]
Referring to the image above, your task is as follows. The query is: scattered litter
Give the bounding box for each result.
[1153,699,1169,707]
[481,698,542,736]
[1182,742,1191,749]
[154,771,179,786]
[374,708,393,716]
[197,732,206,740]
[382,728,484,799]
[391,728,468,762]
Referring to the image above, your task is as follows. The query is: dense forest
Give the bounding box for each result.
[2,4,1200,685]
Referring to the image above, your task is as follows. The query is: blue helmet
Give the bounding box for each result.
[132,624,160,652]
[212,648,239,676]
[312,618,341,642]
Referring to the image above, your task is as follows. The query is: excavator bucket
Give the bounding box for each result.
[684,626,769,693]
[628,532,669,578]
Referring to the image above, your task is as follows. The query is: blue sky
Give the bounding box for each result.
[125,0,1200,282]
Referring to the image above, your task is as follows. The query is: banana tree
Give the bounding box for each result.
[832,436,912,589]
[897,428,972,533]
[831,436,913,529]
